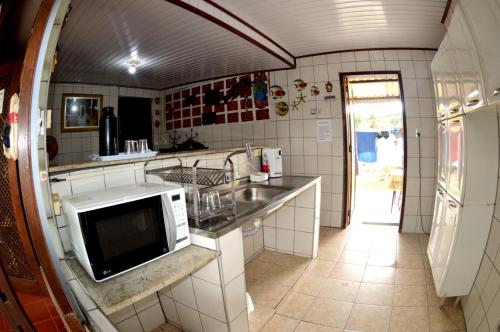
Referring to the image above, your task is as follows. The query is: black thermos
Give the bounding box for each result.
[99,107,119,156]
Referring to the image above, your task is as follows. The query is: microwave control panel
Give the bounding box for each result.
[170,192,190,243]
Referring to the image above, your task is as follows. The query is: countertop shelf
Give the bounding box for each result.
[66,245,219,315]
[49,146,263,173]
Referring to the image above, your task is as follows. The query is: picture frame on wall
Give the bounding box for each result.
[61,93,102,132]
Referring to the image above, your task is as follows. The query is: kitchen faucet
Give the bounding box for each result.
[223,143,253,183]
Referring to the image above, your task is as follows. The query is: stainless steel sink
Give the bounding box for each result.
[189,176,320,238]
[222,184,293,216]
[234,185,291,202]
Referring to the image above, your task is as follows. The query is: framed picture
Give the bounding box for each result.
[61,94,102,132]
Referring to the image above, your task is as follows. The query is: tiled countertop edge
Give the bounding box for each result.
[66,245,219,315]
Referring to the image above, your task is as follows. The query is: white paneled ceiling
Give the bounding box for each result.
[212,0,447,56]
[52,0,291,89]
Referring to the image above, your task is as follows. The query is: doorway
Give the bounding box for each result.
[341,72,407,229]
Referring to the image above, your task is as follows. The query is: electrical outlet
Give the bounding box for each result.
[415,128,421,137]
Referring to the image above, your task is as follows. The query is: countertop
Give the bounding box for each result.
[66,245,219,315]
[190,175,321,238]
[49,146,263,173]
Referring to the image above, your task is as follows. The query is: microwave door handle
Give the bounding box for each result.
[162,197,177,252]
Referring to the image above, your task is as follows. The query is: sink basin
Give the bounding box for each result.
[234,185,291,202]
[221,184,293,216]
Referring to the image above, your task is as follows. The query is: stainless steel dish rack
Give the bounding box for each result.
[145,159,236,227]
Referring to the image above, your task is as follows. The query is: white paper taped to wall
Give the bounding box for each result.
[316,119,332,142]
[0,89,4,114]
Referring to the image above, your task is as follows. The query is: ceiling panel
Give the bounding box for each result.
[212,0,447,56]
[52,0,290,89]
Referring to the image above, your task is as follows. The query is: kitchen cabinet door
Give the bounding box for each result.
[437,121,448,188]
[427,187,446,267]
[441,35,463,117]
[461,0,500,105]
[448,4,485,112]
[433,197,459,290]
[431,47,448,120]
[446,116,465,202]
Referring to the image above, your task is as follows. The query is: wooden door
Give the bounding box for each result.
[341,75,356,228]
[0,60,47,296]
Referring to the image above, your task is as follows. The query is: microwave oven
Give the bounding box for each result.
[62,183,190,282]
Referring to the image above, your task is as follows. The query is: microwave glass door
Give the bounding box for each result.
[79,196,169,280]
[447,117,465,202]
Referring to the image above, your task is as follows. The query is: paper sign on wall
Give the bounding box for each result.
[0,89,4,114]
[316,119,332,142]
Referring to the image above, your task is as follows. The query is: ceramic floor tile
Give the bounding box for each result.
[245,259,273,280]
[276,292,315,320]
[345,304,392,332]
[367,252,397,267]
[429,306,466,332]
[329,263,365,282]
[261,314,299,332]
[308,259,336,277]
[265,264,305,287]
[356,283,394,305]
[317,246,343,261]
[294,321,342,332]
[396,254,425,269]
[303,297,353,328]
[254,221,466,332]
[319,279,360,302]
[248,304,274,332]
[338,250,369,265]
[296,274,330,296]
[395,268,426,285]
[248,280,291,308]
[275,254,310,269]
[393,285,428,306]
[389,306,429,332]
[362,266,396,284]
[255,250,283,264]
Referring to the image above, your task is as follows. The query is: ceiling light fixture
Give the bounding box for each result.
[127,58,140,74]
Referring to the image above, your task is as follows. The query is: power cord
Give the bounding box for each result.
[416,129,430,234]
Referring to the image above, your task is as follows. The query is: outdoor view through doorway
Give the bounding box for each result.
[343,73,406,227]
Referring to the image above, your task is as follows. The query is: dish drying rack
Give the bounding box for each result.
[145,158,236,227]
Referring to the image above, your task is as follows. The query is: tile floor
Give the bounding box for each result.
[246,250,312,331]
[253,224,466,332]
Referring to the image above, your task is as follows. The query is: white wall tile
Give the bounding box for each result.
[171,277,197,309]
[295,207,315,232]
[264,226,276,248]
[137,303,165,332]
[229,308,249,332]
[192,277,226,321]
[159,294,181,326]
[276,206,295,230]
[133,293,159,313]
[176,302,203,332]
[218,228,244,284]
[116,315,143,332]
[294,231,313,256]
[200,314,228,332]
[224,272,246,322]
[276,228,294,252]
[192,259,221,286]
[263,213,276,227]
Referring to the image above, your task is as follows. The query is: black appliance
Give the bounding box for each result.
[99,107,119,156]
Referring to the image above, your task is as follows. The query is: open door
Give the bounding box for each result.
[341,72,406,229]
[342,75,356,228]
